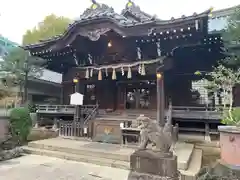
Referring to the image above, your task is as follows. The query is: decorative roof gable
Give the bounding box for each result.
[23,0,212,51]
[77,1,134,25]
[121,0,156,23]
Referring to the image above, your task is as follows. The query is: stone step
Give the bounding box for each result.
[179,149,203,180]
[23,146,130,170]
[24,138,202,179]
[27,140,133,162]
[27,139,194,171]
[174,142,194,170]
[23,146,202,180]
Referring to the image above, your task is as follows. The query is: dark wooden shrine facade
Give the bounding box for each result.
[23,1,224,112]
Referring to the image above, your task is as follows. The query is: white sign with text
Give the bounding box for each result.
[70,92,84,105]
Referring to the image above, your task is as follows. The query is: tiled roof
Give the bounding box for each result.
[23,1,211,50]
[121,1,155,23]
[77,3,135,25]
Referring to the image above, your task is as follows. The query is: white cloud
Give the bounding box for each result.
[0,0,239,44]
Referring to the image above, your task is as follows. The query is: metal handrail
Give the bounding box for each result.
[84,104,99,125]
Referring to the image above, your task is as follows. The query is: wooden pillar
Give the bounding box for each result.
[156,71,165,127]
[73,77,81,136]
[60,85,64,105]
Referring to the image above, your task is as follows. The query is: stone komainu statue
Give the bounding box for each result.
[137,115,177,153]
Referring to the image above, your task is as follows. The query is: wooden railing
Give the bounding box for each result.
[36,105,75,114]
[58,104,99,138]
[36,104,98,115]
[172,106,225,111]
[171,106,224,120]
[59,121,84,138]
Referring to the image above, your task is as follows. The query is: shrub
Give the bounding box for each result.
[197,166,239,180]
[9,107,32,144]
[222,107,240,127]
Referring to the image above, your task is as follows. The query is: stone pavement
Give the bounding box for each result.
[0,155,129,180]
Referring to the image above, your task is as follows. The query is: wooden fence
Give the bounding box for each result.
[58,105,98,138]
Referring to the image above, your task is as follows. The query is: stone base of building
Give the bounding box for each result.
[128,171,179,180]
[130,149,179,179]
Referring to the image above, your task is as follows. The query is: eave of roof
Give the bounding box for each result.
[22,2,211,51]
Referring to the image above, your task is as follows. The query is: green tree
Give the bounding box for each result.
[10,107,32,144]
[222,6,240,65]
[0,48,44,104]
[22,14,71,45]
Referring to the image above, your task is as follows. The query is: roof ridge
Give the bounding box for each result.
[79,1,130,21]
[121,0,155,22]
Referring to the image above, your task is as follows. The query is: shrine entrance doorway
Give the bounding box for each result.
[118,79,156,110]
[125,87,151,109]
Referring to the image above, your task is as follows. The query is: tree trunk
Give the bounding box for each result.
[23,71,28,104]
[229,88,233,111]
[228,87,234,121]
[19,83,23,105]
[223,89,227,108]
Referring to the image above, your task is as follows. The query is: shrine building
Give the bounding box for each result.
[23,1,227,135]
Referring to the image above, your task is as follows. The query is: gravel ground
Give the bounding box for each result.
[0,155,129,180]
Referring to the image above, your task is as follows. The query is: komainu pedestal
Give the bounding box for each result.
[128,149,179,180]
[128,115,179,180]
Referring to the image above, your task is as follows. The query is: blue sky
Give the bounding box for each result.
[0,0,239,44]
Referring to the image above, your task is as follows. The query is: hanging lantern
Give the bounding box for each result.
[90,69,93,77]
[121,67,124,76]
[85,69,89,79]
[112,68,116,80]
[156,73,162,79]
[127,67,132,79]
[73,78,78,83]
[141,64,146,76]
[108,41,112,47]
[98,69,102,80]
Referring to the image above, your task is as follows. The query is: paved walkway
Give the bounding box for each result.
[0,155,129,180]
[30,138,135,154]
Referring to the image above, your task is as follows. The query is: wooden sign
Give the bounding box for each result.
[70,92,84,105]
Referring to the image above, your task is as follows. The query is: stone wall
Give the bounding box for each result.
[27,128,58,141]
